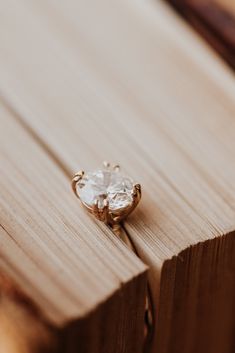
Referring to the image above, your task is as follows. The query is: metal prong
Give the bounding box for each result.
[92,198,110,223]
[124,183,141,215]
[113,164,120,172]
[101,199,109,223]
[103,161,110,168]
[92,199,99,217]
[103,199,109,208]
[71,171,84,197]
[133,183,141,201]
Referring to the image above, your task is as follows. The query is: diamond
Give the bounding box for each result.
[76,169,134,212]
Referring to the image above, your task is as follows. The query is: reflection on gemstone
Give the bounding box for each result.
[76,169,134,211]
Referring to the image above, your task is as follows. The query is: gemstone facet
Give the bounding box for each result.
[76,169,134,212]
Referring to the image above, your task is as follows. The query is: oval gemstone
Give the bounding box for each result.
[76,169,134,211]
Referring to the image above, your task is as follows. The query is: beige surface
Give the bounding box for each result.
[1,0,235,351]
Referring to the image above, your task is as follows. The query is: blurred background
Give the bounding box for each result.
[168,0,235,69]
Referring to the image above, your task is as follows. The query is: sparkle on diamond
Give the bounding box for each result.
[76,169,134,211]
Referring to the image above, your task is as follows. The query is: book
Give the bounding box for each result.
[0,0,235,352]
[0,104,147,352]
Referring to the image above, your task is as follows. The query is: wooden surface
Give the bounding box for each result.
[1,0,235,352]
[167,0,235,69]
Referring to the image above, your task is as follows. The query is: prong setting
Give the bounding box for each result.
[103,161,110,168]
[92,199,99,216]
[71,171,85,198]
[113,164,120,172]
[100,199,109,223]
[133,183,141,203]
[91,198,110,223]
[71,164,141,227]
